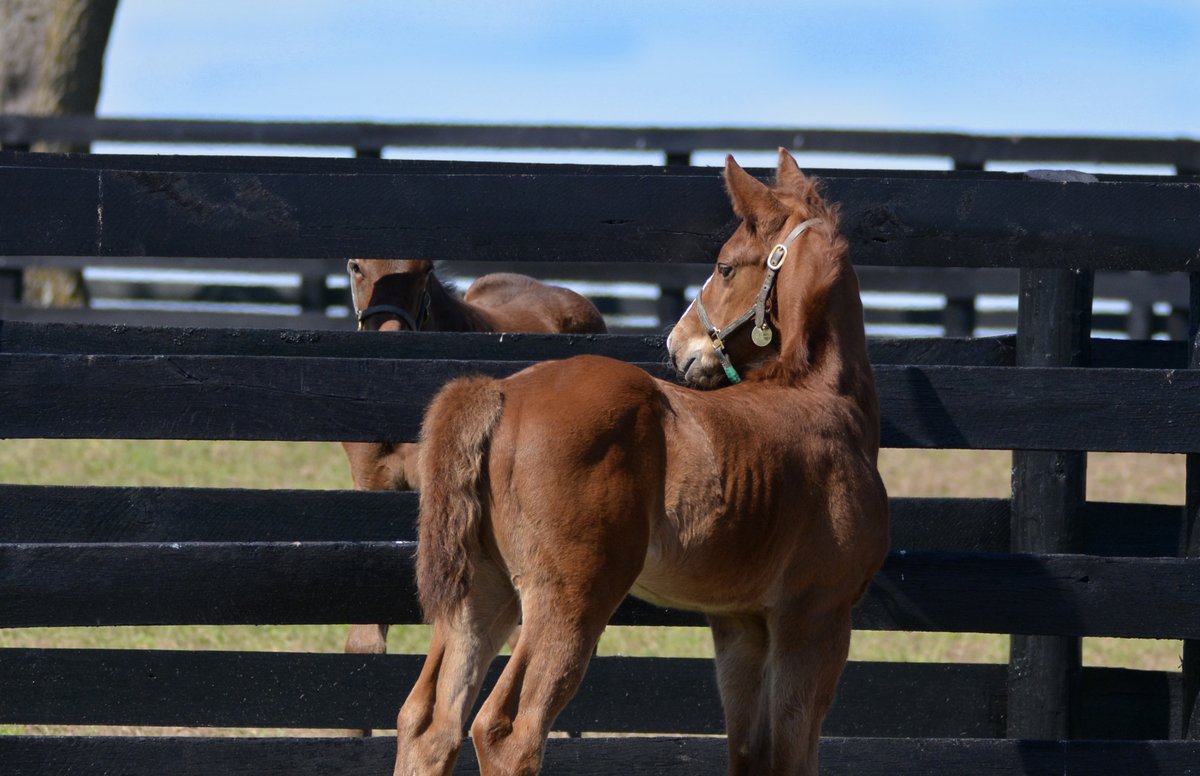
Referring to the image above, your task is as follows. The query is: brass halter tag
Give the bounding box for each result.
[751,325,773,347]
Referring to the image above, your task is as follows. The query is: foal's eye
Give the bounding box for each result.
[348,261,363,276]
[717,263,735,279]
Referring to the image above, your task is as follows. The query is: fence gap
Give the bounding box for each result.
[1007,266,1094,739]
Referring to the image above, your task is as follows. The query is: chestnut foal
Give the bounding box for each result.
[339,261,605,709]
[394,151,888,775]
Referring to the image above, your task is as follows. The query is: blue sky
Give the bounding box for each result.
[95,1,1198,166]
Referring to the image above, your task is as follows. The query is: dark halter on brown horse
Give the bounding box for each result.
[391,149,888,776]
[356,292,430,331]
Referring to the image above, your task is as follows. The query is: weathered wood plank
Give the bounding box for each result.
[0,321,1017,366]
[4,354,1200,452]
[0,323,1183,370]
[0,486,407,543]
[3,735,1199,776]
[858,551,1200,639]
[0,649,1009,738]
[1,544,1199,638]
[0,486,1179,558]
[1008,266,1093,739]
[0,647,1169,740]
[1,155,1198,270]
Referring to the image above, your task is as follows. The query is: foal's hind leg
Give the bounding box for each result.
[394,561,519,776]
[470,581,626,776]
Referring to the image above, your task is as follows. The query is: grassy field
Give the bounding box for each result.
[0,438,1186,735]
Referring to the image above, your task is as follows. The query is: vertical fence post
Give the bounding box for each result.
[654,149,693,329]
[664,149,691,167]
[1007,265,1093,740]
[0,267,22,315]
[1179,274,1200,738]
[942,296,976,337]
[944,158,985,336]
[1126,301,1154,340]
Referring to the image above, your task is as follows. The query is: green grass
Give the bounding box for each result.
[0,439,1188,736]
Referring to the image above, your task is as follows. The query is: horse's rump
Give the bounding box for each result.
[464,273,606,334]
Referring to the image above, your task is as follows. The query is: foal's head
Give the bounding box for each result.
[347,259,436,332]
[667,149,844,388]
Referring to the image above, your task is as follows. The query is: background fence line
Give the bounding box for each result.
[1,131,1198,772]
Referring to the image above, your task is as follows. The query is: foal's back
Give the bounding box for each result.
[464,272,606,333]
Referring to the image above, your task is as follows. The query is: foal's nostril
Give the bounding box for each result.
[681,354,697,377]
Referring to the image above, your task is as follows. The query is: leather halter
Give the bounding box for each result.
[355,290,430,331]
[692,217,824,384]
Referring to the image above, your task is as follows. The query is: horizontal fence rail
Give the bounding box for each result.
[2,115,1198,170]
[4,352,1200,451]
[1,542,1198,639]
[0,260,1188,338]
[1,153,1199,270]
[0,485,1180,557]
[0,321,1185,367]
[6,735,1200,776]
[0,648,1172,740]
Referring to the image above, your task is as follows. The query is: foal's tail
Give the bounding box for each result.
[415,375,505,622]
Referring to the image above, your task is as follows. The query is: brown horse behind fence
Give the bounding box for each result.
[393,150,889,775]
[339,261,606,706]
[342,260,606,492]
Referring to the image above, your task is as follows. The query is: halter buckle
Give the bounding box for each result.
[767,244,788,271]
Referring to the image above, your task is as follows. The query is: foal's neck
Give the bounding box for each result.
[427,274,494,332]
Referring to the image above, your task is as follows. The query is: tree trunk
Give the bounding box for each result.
[0,0,119,307]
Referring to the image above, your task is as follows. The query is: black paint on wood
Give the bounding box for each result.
[1182,272,1200,738]
[7,354,1200,451]
[3,734,1200,776]
[0,486,1180,557]
[2,154,1199,270]
[0,646,1174,740]
[1008,266,1093,740]
[0,649,1010,738]
[0,321,1182,369]
[3,544,1200,638]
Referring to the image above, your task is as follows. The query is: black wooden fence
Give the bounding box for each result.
[0,116,1196,338]
[2,149,1200,774]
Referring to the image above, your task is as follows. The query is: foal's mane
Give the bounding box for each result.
[755,172,854,386]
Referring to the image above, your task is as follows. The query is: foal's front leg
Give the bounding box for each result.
[709,613,771,775]
[762,599,854,776]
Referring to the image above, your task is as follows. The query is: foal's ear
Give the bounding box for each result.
[724,154,783,228]
[775,148,808,190]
